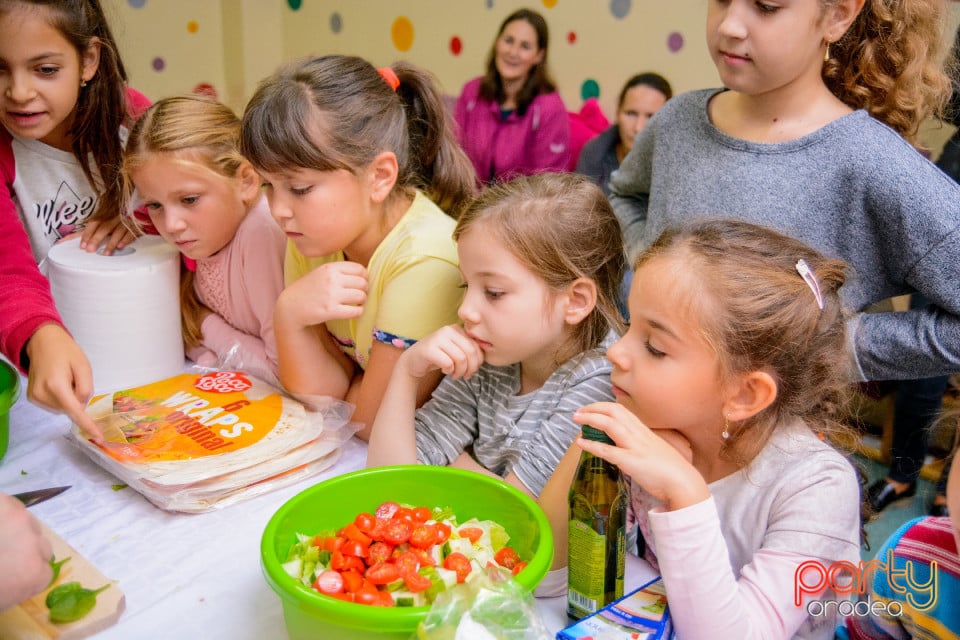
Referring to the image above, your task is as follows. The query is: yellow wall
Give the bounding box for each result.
[107,0,960,152]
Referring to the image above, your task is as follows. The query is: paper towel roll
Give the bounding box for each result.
[47,236,184,394]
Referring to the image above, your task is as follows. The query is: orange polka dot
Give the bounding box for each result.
[187,21,198,34]
[391,16,414,51]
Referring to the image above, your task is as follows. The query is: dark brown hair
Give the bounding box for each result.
[479,8,556,116]
[240,55,476,218]
[454,173,625,362]
[617,72,673,108]
[0,0,133,224]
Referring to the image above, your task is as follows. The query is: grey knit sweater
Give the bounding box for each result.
[610,88,960,381]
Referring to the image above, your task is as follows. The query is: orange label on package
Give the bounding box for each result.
[92,372,286,463]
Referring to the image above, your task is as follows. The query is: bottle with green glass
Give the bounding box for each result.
[566,425,628,620]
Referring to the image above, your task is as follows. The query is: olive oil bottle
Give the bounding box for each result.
[566,425,627,620]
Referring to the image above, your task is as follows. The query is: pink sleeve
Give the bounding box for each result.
[198,313,275,383]
[648,498,822,640]
[0,131,65,370]
[531,92,572,173]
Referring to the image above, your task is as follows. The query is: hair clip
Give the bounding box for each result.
[795,259,824,310]
[377,66,400,92]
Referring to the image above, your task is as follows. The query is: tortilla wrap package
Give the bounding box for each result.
[69,370,358,512]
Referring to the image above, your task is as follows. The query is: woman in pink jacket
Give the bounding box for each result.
[454,8,570,185]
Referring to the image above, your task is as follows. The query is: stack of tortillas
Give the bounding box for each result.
[70,371,357,512]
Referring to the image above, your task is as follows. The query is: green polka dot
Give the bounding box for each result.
[287,0,302,10]
[580,79,600,101]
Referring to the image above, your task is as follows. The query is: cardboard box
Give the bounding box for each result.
[557,577,673,640]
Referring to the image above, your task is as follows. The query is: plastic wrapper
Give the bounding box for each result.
[67,366,359,512]
[413,566,552,640]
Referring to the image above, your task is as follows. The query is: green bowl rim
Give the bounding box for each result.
[260,464,554,628]
[0,358,20,412]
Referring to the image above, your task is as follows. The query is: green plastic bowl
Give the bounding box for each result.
[0,358,20,460]
[261,465,554,640]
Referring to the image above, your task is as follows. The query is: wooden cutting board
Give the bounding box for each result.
[0,521,124,640]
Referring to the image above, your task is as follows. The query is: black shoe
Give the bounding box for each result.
[929,501,950,518]
[867,479,916,513]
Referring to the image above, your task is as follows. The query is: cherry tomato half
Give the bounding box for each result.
[443,552,472,583]
[494,547,521,569]
[458,527,483,543]
[375,501,401,520]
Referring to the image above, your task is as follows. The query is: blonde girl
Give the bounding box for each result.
[240,55,476,436]
[123,95,285,384]
[610,0,960,381]
[367,173,625,555]
[570,219,861,639]
[0,0,151,260]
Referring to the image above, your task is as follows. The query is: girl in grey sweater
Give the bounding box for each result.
[610,0,960,382]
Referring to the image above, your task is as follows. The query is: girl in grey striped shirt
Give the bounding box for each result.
[368,173,625,515]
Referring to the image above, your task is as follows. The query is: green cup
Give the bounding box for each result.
[0,358,21,461]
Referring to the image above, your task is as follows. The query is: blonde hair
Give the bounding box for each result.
[638,219,852,463]
[823,0,954,148]
[121,95,248,349]
[453,173,625,362]
[240,55,476,218]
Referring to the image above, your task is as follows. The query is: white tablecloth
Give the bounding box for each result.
[0,379,653,638]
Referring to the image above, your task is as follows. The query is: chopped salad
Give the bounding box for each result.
[283,501,528,607]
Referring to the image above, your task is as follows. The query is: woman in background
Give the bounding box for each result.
[576,72,672,196]
[454,8,570,184]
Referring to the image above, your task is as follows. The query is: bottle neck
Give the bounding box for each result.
[581,425,614,445]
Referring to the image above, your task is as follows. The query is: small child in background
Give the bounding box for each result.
[240,55,476,437]
[0,0,151,261]
[842,411,959,640]
[122,95,285,384]
[367,173,624,525]
[570,219,861,639]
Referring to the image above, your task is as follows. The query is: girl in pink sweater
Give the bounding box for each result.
[122,96,285,384]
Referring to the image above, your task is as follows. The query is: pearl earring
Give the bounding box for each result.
[721,416,730,441]
[80,80,87,88]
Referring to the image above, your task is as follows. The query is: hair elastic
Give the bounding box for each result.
[377,66,400,92]
[795,259,824,310]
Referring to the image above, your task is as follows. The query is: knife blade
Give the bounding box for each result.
[12,485,71,507]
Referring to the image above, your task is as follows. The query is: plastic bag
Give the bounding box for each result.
[413,566,552,640]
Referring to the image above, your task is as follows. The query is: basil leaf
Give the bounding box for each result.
[45,581,110,623]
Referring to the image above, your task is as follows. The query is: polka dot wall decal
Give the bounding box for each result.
[127,0,146,7]
[542,0,557,7]
[567,31,576,44]
[151,57,165,72]
[330,12,342,33]
[187,21,198,34]
[610,0,630,19]
[486,0,494,7]
[287,0,302,11]
[667,32,684,52]
[450,36,462,56]
[391,16,414,52]
[580,78,599,101]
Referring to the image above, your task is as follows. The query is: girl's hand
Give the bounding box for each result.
[399,325,484,380]
[24,324,103,442]
[281,261,368,327]
[78,218,136,255]
[573,402,709,511]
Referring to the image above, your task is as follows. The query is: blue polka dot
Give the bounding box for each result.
[609,0,630,19]
[330,12,342,33]
[127,0,147,7]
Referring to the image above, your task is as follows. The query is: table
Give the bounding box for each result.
[0,380,653,638]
